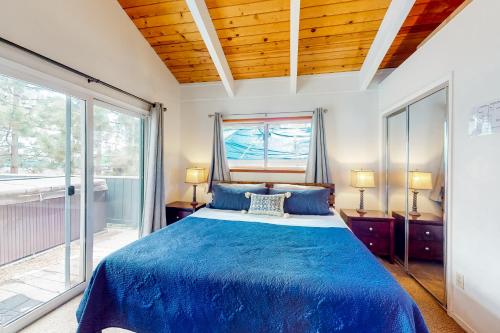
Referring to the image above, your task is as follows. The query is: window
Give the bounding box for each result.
[223,118,312,170]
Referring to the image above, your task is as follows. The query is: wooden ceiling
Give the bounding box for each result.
[298,0,390,76]
[118,0,466,84]
[380,0,466,69]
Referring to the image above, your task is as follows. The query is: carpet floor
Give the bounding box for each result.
[20,261,464,333]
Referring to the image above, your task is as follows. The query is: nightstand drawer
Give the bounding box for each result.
[166,209,192,224]
[165,202,206,226]
[358,236,389,255]
[410,224,443,241]
[351,220,389,238]
[409,240,443,261]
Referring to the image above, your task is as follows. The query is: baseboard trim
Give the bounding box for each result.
[449,311,476,333]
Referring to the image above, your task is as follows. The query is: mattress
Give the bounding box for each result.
[191,207,348,228]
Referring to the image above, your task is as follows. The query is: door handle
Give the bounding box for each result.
[68,185,75,196]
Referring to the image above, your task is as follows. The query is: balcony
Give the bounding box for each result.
[0,176,140,325]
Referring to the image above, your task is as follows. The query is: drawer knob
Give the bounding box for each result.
[424,246,430,251]
[369,227,373,231]
[369,242,373,246]
[425,231,430,235]
[176,216,180,219]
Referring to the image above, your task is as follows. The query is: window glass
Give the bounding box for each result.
[223,119,311,169]
[268,122,311,168]
[0,73,85,326]
[223,124,265,168]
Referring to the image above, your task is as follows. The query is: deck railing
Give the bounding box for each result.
[0,175,141,266]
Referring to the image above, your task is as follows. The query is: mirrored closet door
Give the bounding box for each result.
[386,87,448,306]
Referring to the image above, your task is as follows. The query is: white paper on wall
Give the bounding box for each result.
[469,100,500,136]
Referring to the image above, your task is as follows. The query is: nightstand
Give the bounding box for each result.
[392,211,443,262]
[340,209,395,263]
[165,201,206,225]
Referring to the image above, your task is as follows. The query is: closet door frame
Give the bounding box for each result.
[385,107,410,268]
[382,74,453,311]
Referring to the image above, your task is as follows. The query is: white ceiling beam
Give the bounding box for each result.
[289,0,301,94]
[186,0,235,97]
[359,0,416,90]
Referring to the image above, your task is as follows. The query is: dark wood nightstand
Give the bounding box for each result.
[340,209,395,263]
[392,211,443,262]
[165,201,206,225]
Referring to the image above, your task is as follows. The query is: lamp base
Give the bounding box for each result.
[191,184,198,209]
[409,211,421,217]
[356,208,367,214]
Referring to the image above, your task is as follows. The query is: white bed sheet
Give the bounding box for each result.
[191,207,348,229]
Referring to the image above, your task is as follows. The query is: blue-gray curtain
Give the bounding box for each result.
[207,112,231,192]
[141,103,166,236]
[305,108,332,183]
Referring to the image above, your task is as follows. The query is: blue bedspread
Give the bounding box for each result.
[77,217,428,333]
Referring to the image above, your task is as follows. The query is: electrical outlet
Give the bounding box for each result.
[456,273,465,289]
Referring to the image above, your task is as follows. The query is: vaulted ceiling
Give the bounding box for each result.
[118,0,466,85]
[381,0,466,69]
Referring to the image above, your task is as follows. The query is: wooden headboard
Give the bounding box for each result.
[221,181,335,207]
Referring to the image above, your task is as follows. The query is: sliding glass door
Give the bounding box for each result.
[91,102,143,268]
[0,73,85,326]
[0,71,146,332]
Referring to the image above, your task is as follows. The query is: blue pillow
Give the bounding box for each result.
[269,188,331,215]
[209,184,268,211]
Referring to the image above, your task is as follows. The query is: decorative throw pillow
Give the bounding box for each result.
[244,192,291,217]
[269,188,331,215]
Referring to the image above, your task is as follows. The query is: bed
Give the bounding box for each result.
[76,183,428,333]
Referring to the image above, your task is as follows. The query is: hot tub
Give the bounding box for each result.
[0,177,107,266]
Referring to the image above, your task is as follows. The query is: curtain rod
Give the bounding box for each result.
[0,36,158,108]
[207,110,326,118]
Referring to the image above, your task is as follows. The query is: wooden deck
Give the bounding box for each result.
[0,227,137,325]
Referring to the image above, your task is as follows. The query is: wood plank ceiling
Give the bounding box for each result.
[298,0,390,76]
[380,0,466,69]
[118,0,466,84]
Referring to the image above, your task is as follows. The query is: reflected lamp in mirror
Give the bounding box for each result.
[350,170,375,214]
[408,171,433,217]
[185,167,208,206]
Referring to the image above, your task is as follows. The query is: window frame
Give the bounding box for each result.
[223,116,312,173]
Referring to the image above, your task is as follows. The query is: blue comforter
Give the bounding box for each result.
[77,217,428,333]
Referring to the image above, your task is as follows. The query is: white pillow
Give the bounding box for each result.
[273,183,324,190]
[244,192,291,217]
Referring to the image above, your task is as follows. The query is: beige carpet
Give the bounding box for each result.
[21,263,464,333]
[382,260,464,333]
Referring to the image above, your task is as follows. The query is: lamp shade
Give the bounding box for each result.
[185,167,207,184]
[350,170,375,188]
[409,171,432,190]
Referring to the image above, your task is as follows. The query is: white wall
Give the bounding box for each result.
[379,1,500,331]
[180,73,381,210]
[0,0,182,201]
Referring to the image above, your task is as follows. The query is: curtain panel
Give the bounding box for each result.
[305,108,332,183]
[141,103,166,236]
[208,112,231,192]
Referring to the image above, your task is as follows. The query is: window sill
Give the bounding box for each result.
[229,168,305,174]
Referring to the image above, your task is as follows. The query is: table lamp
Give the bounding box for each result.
[185,167,207,206]
[408,171,433,217]
[350,170,375,214]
